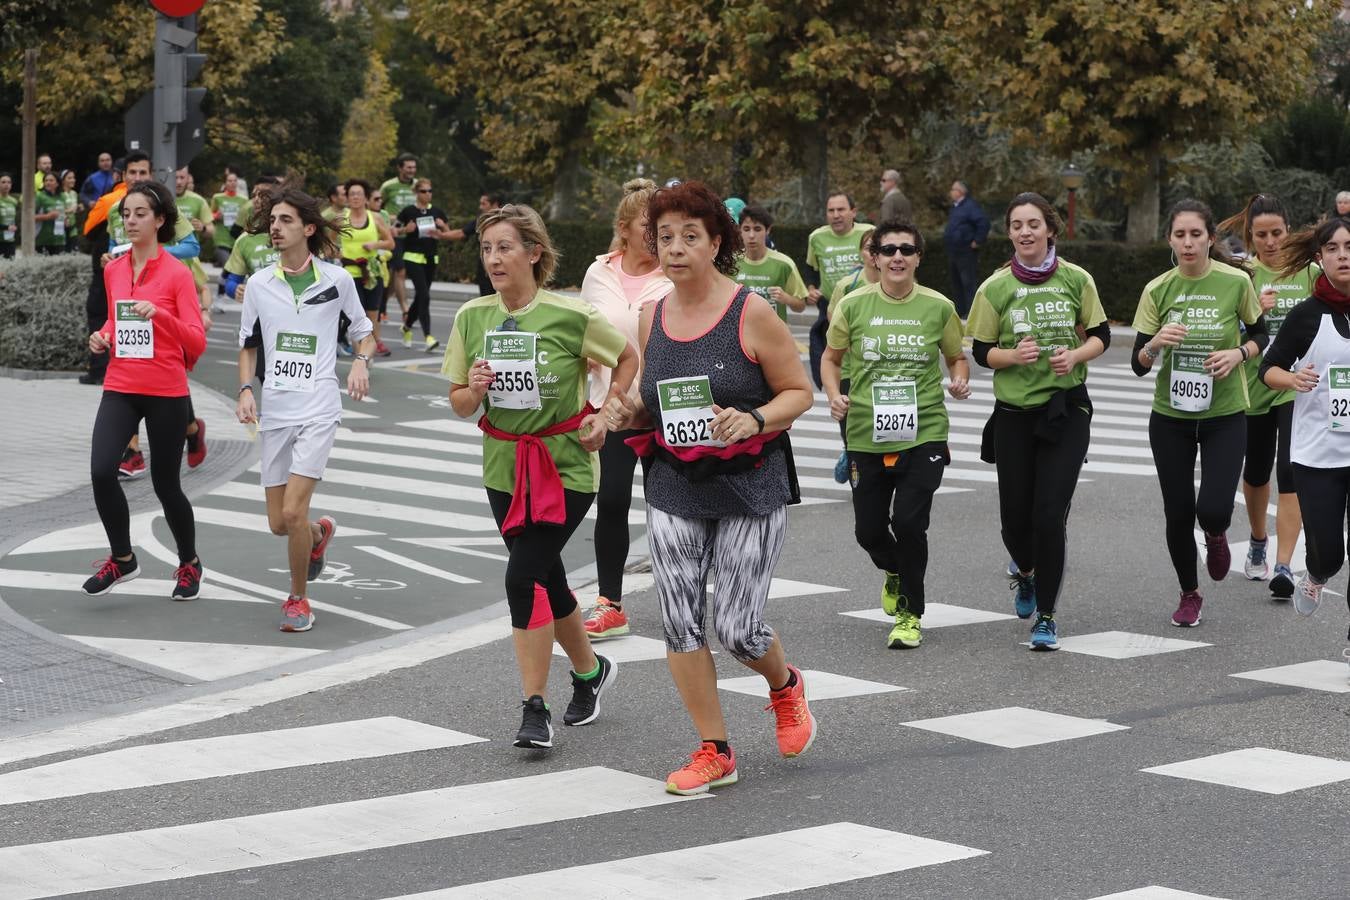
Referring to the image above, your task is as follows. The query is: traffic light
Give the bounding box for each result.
[124,8,208,178]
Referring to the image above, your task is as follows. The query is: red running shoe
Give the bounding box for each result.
[765,664,817,758]
[374,340,392,357]
[1204,532,1230,581]
[308,515,336,581]
[583,597,630,639]
[118,448,145,478]
[280,595,315,632]
[666,741,737,795]
[186,419,207,468]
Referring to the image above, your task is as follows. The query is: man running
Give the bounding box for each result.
[804,192,872,388]
[236,186,375,633]
[380,153,419,320]
[734,204,808,322]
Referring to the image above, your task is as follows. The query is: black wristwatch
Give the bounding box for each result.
[748,408,765,433]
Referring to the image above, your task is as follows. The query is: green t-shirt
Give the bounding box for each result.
[830,267,874,381]
[734,249,808,321]
[965,260,1108,408]
[442,290,627,495]
[284,265,318,299]
[825,281,965,453]
[225,231,280,277]
[806,222,872,301]
[380,177,418,224]
[107,199,194,252]
[35,191,65,246]
[1246,260,1320,415]
[210,193,252,250]
[1132,259,1263,419]
[0,195,17,243]
[62,190,78,232]
[176,190,210,235]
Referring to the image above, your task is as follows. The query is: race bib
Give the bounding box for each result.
[657,376,723,448]
[53,218,65,237]
[1329,366,1350,431]
[222,207,238,228]
[872,381,919,443]
[270,331,318,393]
[1169,350,1212,412]
[113,301,153,359]
[483,331,540,410]
[416,215,435,237]
[2,225,14,242]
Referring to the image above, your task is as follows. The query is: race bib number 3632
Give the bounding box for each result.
[114,301,153,359]
[1329,366,1350,431]
[657,376,723,448]
[1169,351,1212,412]
[872,381,918,443]
[271,331,318,392]
[483,331,541,410]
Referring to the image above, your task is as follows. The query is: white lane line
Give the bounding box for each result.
[396,822,986,898]
[0,717,483,806]
[397,418,484,437]
[354,545,479,584]
[210,480,498,532]
[197,506,385,536]
[394,537,509,562]
[336,427,483,458]
[320,466,488,499]
[0,568,269,605]
[0,767,697,900]
[0,615,513,768]
[63,635,325,682]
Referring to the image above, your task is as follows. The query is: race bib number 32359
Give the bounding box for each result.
[483,331,541,410]
[1329,366,1350,431]
[114,301,153,359]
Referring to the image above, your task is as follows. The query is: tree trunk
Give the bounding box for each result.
[1125,145,1163,244]
[799,127,828,224]
[21,49,37,257]
[546,110,587,221]
[729,139,752,201]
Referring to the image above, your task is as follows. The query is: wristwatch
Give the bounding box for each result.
[747,408,766,433]
[1142,344,1159,361]
[354,353,371,363]
[238,384,253,395]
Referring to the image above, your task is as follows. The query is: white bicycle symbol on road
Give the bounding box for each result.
[408,393,452,409]
[269,559,407,591]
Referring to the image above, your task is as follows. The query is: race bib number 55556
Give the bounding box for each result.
[483,331,541,410]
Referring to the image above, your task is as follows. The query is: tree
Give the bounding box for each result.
[338,57,400,181]
[943,0,1335,242]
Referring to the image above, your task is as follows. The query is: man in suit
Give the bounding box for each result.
[942,180,990,318]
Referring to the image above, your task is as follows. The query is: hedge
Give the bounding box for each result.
[436,221,1171,322]
[0,253,90,371]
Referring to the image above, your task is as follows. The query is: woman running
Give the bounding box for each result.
[1217,195,1317,599]
[339,179,395,358]
[579,178,672,640]
[822,220,969,650]
[446,204,637,750]
[607,181,815,795]
[82,180,206,601]
[967,193,1109,649]
[1259,218,1350,651]
[1132,199,1267,627]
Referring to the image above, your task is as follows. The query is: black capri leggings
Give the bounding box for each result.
[995,401,1091,615]
[1292,464,1350,608]
[91,391,196,563]
[593,428,641,602]
[1243,401,1294,493]
[487,487,594,629]
[403,260,433,338]
[1149,410,1246,592]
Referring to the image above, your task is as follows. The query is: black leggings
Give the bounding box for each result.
[850,443,948,617]
[1292,464,1350,606]
[593,428,641,601]
[995,401,1091,615]
[86,259,108,380]
[1149,410,1246,592]
[1243,402,1294,493]
[402,260,433,337]
[487,487,594,629]
[91,391,196,562]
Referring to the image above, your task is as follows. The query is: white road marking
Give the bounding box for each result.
[717,669,907,700]
[840,603,1016,628]
[0,568,268,604]
[1036,631,1212,659]
[1230,660,1350,694]
[63,635,325,681]
[903,706,1129,748]
[1142,747,1350,794]
[394,537,508,563]
[354,545,478,584]
[210,480,499,531]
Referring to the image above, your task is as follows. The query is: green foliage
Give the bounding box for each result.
[1168,141,1337,228]
[338,57,400,183]
[0,253,90,371]
[1260,95,1350,187]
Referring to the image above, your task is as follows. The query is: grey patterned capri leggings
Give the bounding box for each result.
[647,505,787,662]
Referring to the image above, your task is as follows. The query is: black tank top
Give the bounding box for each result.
[640,286,791,518]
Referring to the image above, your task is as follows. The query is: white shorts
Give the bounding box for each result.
[259,420,339,488]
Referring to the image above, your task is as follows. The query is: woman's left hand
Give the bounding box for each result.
[709,405,759,444]
[579,412,607,452]
[131,301,157,319]
[947,377,971,400]
[1204,348,1243,380]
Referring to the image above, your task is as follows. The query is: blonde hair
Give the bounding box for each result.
[477,203,559,287]
[611,178,658,252]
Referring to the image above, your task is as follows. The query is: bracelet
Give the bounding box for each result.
[1142,345,1159,361]
[1239,346,1249,362]
[238,384,253,395]
[748,408,766,433]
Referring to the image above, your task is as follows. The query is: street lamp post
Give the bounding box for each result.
[1060,164,1084,241]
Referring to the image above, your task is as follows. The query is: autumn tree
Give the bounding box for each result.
[338,57,400,181]
[943,0,1335,242]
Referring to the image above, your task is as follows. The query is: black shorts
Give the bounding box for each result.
[355,282,380,311]
[389,238,406,271]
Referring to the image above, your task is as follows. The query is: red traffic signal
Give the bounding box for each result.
[150,0,205,15]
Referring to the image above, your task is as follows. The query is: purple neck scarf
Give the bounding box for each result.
[1011,244,1059,285]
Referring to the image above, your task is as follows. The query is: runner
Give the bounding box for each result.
[368,187,400,323]
[321,183,346,223]
[35,172,66,255]
[224,176,284,386]
[236,186,375,633]
[606,181,815,795]
[823,226,877,482]
[1259,217,1350,651]
[1132,199,1267,627]
[735,204,808,322]
[1218,194,1316,600]
[60,170,80,253]
[445,203,635,750]
[804,192,871,388]
[394,177,452,352]
[0,173,17,258]
[339,179,395,358]
[967,193,1110,649]
[82,180,205,601]
[380,153,419,322]
[823,220,970,650]
[578,178,671,640]
[446,191,505,296]
[210,170,251,270]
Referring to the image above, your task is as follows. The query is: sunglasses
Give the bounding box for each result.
[497,316,518,332]
[416,188,432,193]
[876,243,919,258]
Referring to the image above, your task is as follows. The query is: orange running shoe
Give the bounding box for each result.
[765,664,816,757]
[665,741,737,795]
[583,597,630,640]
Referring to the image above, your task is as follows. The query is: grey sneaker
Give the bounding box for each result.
[1243,540,1268,580]
[1293,575,1324,617]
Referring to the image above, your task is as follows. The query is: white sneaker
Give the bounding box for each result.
[1293,575,1324,617]
[1243,542,1268,580]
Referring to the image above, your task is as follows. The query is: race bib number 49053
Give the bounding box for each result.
[271,331,318,392]
[1169,351,1213,412]
[114,301,153,359]
[872,381,918,443]
[483,331,541,410]
[1329,366,1350,431]
[657,376,723,448]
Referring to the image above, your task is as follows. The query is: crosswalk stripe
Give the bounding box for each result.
[337,426,483,459]
[0,718,483,806]
[64,635,325,681]
[354,545,479,584]
[394,537,509,562]
[394,822,987,898]
[0,767,695,900]
[196,505,387,536]
[398,418,484,438]
[0,568,269,604]
[210,480,499,531]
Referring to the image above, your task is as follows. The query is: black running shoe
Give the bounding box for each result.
[83,555,140,595]
[171,559,202,601]
[563,654,616,726]
[1270,564,1295,601]
[513,695,553,749]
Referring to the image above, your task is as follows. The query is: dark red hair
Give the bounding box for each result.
[644,180,743,275]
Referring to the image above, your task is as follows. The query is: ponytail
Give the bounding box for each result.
[1278,216,1350,278]
[1216,193,1289,255]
